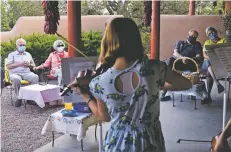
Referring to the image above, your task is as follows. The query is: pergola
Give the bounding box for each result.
[67,0,231,59]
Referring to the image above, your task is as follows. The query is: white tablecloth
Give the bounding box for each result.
[18,84,61,108]
[41,109,99,141]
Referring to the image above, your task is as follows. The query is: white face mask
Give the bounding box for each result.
[57,47,64,52]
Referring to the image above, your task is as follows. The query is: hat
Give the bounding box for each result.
[53,40,65,50]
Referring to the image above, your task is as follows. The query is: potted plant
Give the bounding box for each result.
[221,11,231,41]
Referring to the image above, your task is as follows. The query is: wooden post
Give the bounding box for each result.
[150,0,160,60]
[67,1,81,57]
[189,0,195,16]
[225,1,231,13]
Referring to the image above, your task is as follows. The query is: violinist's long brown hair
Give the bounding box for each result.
[99,17,144,65]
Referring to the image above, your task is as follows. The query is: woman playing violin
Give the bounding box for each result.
[74,17,192,152]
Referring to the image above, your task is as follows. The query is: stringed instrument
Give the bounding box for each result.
[60,63,110,96]
[210,133,221,152]
[210,132,231,152]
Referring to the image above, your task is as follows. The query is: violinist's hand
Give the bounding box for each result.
[223,119,231,139]
[73,86,90,99]
[214,119,231,152]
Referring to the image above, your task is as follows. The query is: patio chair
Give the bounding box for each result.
[42,67,58,84]
[199,73,231,101]
[2,58,30,106]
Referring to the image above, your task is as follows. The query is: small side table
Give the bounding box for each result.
[168,81,207,110]
[18,84,61,109]
[41,109,99,151]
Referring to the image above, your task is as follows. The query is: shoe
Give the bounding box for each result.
[201,97,212,105]
[217,84,225,94]
[15,99,22,107]
[160,95,171,101]
[27,100,36,105]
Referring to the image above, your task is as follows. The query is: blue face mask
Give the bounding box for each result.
[209,32,217,40]
[18,46,26,52]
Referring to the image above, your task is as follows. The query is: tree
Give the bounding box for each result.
[1,1,11,31]
[196,0,224,15]
[1,0,43,31]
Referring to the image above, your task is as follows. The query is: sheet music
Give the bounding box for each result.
[206,43,231,79]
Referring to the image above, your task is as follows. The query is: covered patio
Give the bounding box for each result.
[1,1,231,152]
[34,84,231,152]
[35,1,231,152]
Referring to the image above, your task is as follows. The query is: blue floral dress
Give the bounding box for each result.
[89,59,167,152]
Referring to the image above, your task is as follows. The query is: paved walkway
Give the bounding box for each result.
[35,82,231,152]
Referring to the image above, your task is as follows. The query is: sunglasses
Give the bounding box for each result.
[19,44,26,46]
[57,45,64,47]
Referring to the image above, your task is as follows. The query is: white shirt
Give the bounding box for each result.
[7,50,34,74]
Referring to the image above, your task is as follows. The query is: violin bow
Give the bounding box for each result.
[56,32,97,64]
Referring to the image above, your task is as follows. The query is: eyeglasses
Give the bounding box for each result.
[19,44,26,46]
[57,45,64,47]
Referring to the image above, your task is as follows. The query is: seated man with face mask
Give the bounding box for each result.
[160,29,204,101]
[201,27,227,104]
[36,40,68,86]
[7,38,39,107]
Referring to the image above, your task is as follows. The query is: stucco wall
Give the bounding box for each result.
[0,15,122,42]
[159,15,224,60]
[0,15,225,60]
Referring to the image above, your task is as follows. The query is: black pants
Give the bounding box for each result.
[161,56,176,98]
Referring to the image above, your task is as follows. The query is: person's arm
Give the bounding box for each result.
[173,49,183,59]
[36,54,52,69]
[173,41,183,59]
[214,119,231,152]
[160,66,192,91]
[79,92,110,122]
[28,53,36,69]
[6,53,23,69]
[73,76,110,122]
[193,43,204,64]
[203,41,210,59]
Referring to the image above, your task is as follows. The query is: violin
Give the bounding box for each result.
[60,63,110,96]
[210,132,230,152]
[210,133,221,152]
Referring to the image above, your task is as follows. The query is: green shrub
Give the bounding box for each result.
[82,30,102,56]
[1,31,103,67]
[140,26,151,55]
[1,33,62,67]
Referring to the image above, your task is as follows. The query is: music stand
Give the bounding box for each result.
[61,57,103,152]
[177,42,231,144]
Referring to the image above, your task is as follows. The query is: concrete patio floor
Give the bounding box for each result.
[34,82,231,152]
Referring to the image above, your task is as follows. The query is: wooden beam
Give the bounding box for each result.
[189,0,195,16]
[225,1,231,13]
[67,1,81,57]
[150,0,160,59]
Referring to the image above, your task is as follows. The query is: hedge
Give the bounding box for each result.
[1,31,103,67]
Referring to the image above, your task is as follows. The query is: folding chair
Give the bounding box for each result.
[2,58,30,106]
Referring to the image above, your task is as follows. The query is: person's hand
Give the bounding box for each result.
[33,66,37,71]
[182,58,188,64]
[72,77,91,98]
[223,119,231,139]
[18,62,27,67]
[23,61,30,67]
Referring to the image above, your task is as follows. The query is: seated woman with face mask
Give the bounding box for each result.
[36,40,68,86]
